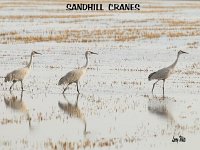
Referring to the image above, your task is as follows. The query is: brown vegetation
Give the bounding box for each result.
[1,26,200,44]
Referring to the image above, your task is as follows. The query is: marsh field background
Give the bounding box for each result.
[0,0,200,149]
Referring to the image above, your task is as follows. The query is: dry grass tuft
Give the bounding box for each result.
[1,26,200,44]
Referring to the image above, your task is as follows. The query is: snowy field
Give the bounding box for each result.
[0,0,200,149]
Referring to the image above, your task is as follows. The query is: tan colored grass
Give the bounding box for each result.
[142,32,161,39]
[187,41,199,49]
[1,1,200,44]
[44,136,136,150]
[0,31,17,36]
[162,19,200,27]
[167,32,185,38]
[0,14,108,20]
[137,9,175,13]
[1,26,200,44]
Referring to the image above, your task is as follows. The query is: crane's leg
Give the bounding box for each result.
[62,92,67,100]
[10,80,16,91]
[63,84,69,94]
[162,80,165,98]
[83,119,87,135]
[20,80,24,91]
[152,80,159,94]
[76,82,80,94]
[20,90,24,101]
[75,93,80,106]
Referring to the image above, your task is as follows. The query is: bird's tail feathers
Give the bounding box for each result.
[4,77,8,82]
[148,72,156,81]
[4,74,12,82]
[58,77,65,85]
[58,101,68,111]
[58,80,62,85]
[58,101,63,108]
[4,97,9,106]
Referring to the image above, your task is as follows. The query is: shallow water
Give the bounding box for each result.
[1,0,200,149]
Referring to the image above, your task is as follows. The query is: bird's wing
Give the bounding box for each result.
[58,68,85,85]
[5,67,29,82]
[149,67,171,80]
[5,71,13,82]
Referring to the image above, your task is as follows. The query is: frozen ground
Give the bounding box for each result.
[0,0,200,149]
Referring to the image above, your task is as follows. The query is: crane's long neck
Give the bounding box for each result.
[27,53,33,68]
[83,53,89,69]
[169,53,180,69]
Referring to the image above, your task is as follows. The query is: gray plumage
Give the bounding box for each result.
[148,50,188,97]
[5,51,41,91]
[59,51,98,94]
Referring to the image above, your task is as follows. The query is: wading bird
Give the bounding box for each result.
[148,50,188,97]
[5,51,41,91]
[58,51,98,94]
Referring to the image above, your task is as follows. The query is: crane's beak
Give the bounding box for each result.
[91,52,98,55]
[182,51,188,54]
[35,51,42,55]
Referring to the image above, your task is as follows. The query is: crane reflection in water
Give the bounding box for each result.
[58,93,87,135]
[4,90,31,127]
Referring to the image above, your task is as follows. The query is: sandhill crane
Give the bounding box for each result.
[148,50,188,97]
[58,93,87,133]
[58,51,98,94]
[4,51,41,91]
